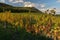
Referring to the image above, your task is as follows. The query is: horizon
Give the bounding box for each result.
[0,0,60,14]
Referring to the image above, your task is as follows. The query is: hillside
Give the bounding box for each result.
[0,3,13,8]
[10,7,43,13]
[0,3,43,13]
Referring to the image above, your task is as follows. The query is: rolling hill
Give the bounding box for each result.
[0,3,43,13]
[0,3,13,8]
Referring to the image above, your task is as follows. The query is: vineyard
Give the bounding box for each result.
[0,12,60,40]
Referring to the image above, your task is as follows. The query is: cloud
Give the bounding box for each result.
[0,0,5,3]
[56,8,60,14]
[24,1,46,8]
[9,0,13,2]
[40,7,60,14]
[36,4,46,12]
[57,0,60,2]
[40,8,46,12]
[24,2,35,7]
[9,0,24,3]
[40,4,45,8]
[8,0,46,8]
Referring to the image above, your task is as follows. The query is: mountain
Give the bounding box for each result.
[0,3,13,8]
[0,3,43,13]
[10,7,43,13]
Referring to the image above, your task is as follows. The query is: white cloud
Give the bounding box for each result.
[0,0,5,3]
[24,2,35,7]
[40,4,45,8]
[48,7,60,14]
[9,0,13,2]
[40,8,46,11]
[37,4,46,12]
[24,2,46,8]
[40,7,60,14]
[9,0,24,3]
[9,0,46,8]
[56,8,60,14]
[57,0,60,2]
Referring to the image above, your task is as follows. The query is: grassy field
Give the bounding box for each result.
[0,12,60,40]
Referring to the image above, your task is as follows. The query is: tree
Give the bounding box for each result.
[50,8,56,15]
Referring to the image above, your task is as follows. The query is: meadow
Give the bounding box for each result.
[0,12,60,40]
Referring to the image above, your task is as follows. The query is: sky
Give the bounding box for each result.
[0,0,60,14]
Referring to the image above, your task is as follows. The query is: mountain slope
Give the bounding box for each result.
[0,3,43,13]
[0,3,13,8]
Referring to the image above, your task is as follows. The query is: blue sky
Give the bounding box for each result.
[0,0,60,14]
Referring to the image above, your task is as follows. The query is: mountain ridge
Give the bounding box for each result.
[0,3,43,13]
[0,3,13,8]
